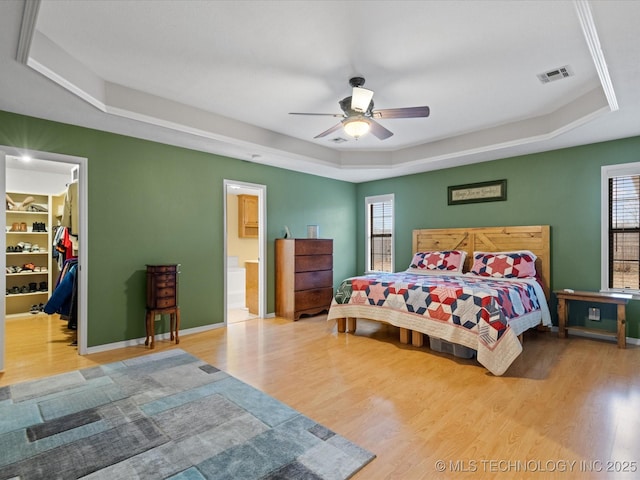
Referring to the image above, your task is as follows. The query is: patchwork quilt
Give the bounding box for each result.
[328,272,550,375]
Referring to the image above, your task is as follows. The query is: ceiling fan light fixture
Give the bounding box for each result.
[343,117,370,139]
[351,87,374,113]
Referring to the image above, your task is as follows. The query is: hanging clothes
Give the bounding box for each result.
[44,258,78,329]
[53,226,73,268]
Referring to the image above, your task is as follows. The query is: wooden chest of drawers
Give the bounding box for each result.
[275,239,333,321]
[146,264,178,309]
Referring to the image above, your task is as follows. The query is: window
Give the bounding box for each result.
[365,194,394,272]
[601,162,640,293]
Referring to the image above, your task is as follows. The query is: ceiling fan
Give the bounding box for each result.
[289,77,430,140]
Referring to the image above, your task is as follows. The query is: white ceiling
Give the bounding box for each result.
[1,0,639,183]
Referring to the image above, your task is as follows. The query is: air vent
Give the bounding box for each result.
[537,65,573,84]
[330,137,348,144]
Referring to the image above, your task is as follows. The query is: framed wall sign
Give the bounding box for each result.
[447,179,507,205]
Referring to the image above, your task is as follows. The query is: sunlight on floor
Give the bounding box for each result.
[227,307,259,324]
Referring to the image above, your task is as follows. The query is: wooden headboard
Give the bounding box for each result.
[412,225,551,299]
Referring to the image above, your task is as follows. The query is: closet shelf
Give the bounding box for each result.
[6,211,48,215]
[6,251,48,255]
[6,191,53,316]
[7,272,48,277]
[6,292,48,298]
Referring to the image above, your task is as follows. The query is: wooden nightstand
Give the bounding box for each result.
[555,290,631,348]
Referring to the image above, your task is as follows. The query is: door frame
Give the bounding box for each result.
[223,179,266,321]
[0,146,88,372]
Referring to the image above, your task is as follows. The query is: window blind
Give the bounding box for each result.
[609,175,640,289]
[369,200,393,272]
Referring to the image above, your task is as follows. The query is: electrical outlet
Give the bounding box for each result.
[588,307,601,321]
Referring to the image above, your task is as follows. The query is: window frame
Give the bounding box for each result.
[601,161,640,295]
[365,194,395,274]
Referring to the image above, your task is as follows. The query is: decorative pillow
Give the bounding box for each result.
[470,251,537,278]
[408,250,467,273]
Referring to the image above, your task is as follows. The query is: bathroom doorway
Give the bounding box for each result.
[223,180,266,324]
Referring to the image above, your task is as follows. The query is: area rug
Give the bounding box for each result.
[0,349,374,479]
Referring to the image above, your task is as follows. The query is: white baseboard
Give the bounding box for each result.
[85,322,225,355]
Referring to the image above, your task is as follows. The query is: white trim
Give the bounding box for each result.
[574,0,619,112]
[18,4,613,184]
[16,0,41,65]
[601,161,640,294]
[364,193,395,274]
[85,322,225,354]
[0,145,88,360]
[0,153,5,371]
[223,180,267,324]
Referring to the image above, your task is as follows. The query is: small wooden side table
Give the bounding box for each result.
[555,290,631,349]
[145,264,180,349]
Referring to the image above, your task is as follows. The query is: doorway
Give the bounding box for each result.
[0,146,88,372]
[224,180,266,323]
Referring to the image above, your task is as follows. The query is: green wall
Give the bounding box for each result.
[3,108,640,344]
[0,110,357,347]
[357,136,640,339]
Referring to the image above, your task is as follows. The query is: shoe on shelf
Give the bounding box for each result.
[32,222,47,232]
[20,285,30,294]
[30,304,39,314]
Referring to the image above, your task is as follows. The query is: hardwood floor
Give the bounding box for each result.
[2,313,640,479]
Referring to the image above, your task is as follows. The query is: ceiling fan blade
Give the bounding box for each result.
[368,119,394,140]
[289,112,343,117]
[372,106,430,119]
[314,122,344,139]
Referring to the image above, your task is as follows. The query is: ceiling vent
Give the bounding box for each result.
[330,137,348,144]
[537,65,573,84]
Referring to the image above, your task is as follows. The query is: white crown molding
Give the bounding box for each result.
[16,0,40,64]
[16,0,619,182]
[574,0,619,111]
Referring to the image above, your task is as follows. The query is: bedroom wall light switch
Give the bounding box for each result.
[588,307,600,321]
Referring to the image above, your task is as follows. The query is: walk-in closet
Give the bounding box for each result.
[5,156,79,346]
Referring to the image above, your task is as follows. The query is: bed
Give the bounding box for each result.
[327,225,552,375]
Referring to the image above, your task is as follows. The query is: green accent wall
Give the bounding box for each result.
[357,136,640,339]
[0,110,357,347]
[3,108,640,344]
